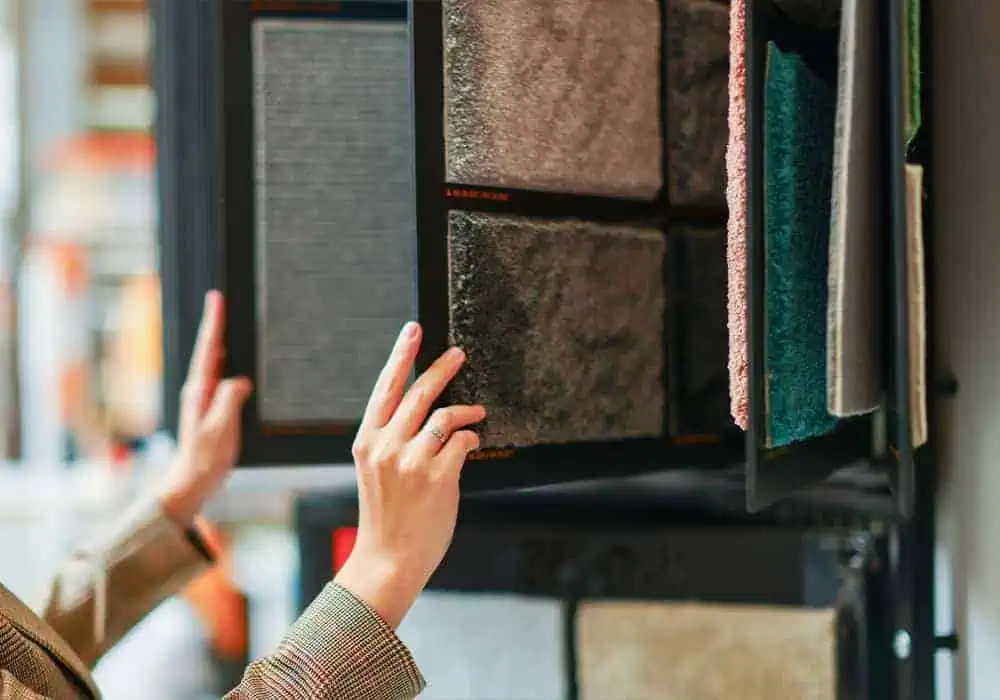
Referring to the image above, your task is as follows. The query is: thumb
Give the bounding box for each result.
[204,377,252,430]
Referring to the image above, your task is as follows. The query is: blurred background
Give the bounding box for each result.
[0,2,302,696]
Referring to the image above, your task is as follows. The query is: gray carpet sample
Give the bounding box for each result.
[444,0,662,200]
[828,0,882,417]
[671,226,731,435]
[253,20,416,424]
[448,212,666,448]
[666,0,730,207]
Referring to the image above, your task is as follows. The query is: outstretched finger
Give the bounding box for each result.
[406,405,486,462]
[187,291,225,390]
[388,346,465,439]
[360,322,421,432]
[204,377,253,434]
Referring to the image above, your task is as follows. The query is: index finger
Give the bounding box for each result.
[187,290,224,386]
[360,322,421,431]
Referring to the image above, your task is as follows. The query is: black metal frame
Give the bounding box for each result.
[155,2,948,696]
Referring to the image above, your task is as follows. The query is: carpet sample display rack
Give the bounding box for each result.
[151,0,947,697]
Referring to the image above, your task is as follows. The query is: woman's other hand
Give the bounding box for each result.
[335,322,485,629]
[159,291,252,527]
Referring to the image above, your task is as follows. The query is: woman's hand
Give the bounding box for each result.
[335,322,485,629]
[159,291,252,527]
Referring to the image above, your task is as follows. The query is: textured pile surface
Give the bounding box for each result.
[671,226,732,435]
[577,602,835,700]
[905,0,922,147]
[253,20,416,424]
[764,42,838,446]
[828,0,882,417]
[725,0,749,430]
[444,0,662,199]
[448,211,665,448]
[907,164,927,447]
[666,0,730,207]
[398,593,566,700]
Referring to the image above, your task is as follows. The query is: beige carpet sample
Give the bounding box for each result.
[907,163,927,447]
[828,0,883,417]
[444,0,662,199]
[577,601,835,700]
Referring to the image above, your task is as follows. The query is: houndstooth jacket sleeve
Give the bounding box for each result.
[225,583,426,700]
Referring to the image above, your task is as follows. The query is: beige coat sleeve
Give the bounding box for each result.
[39,495,213,669]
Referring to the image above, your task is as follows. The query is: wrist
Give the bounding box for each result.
[334,549,424,630]
[159,487,200,529]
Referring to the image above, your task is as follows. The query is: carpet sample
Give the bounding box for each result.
[904,0,922,148]
[665,0,729,207]
[447,211,665,448]
[907,164,927,447]
[253,20,416,424]
[444,0,662,200]
[725,0,749,431]
[398,592,566,700]
[764,42,838,446]
[828,0,882,417]
[671,226,732,435]
[577,601,836,700]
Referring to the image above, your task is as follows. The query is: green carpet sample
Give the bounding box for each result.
[764,42,838,446]
[905,0,921,147]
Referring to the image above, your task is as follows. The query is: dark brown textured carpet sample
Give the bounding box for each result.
[253,20,416,424]
[666,0,730,207]
[444,0,662,200]
[448,212,665,448]
[671,226,732,435]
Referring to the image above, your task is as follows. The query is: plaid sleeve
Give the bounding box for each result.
[225,583,425,700]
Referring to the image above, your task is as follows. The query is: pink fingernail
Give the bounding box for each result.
[402,322,419,340]
[449,347,465,362]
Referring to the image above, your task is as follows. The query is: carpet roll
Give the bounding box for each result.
[764,41,838,446]
[671,226,732,435]
[827,0,882,417]
[577,601,836,700]
[253,20,416,424]
[447,211,665,448]
[666,0,729,207]
[444,0,662,199]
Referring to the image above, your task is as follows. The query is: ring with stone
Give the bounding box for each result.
[427,424,448,444]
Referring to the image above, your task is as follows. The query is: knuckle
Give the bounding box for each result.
[430,407,451,432]
[370,442,399,469]
[351,436,370,462]
[398,451,424,473]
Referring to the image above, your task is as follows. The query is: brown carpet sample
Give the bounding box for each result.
[666,0,730,207]
[907,164,927,447]
[448,211,665,448]
[671,226,732,435]
[444,0,662,199]
[577,601,836,700]
[253,20,416,424]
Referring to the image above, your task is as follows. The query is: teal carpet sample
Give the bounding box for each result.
[764,41,838,446]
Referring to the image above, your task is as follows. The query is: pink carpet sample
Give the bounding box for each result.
[726,0,749,430]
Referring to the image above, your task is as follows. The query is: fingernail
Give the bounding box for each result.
[448,347,465,363]
[402,322,419,340]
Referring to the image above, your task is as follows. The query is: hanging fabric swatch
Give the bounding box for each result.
[827,0,882,417]
[764,41,838,447]
[904,0,922,147]
[725,0,749,431]
[906,164,928,447]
